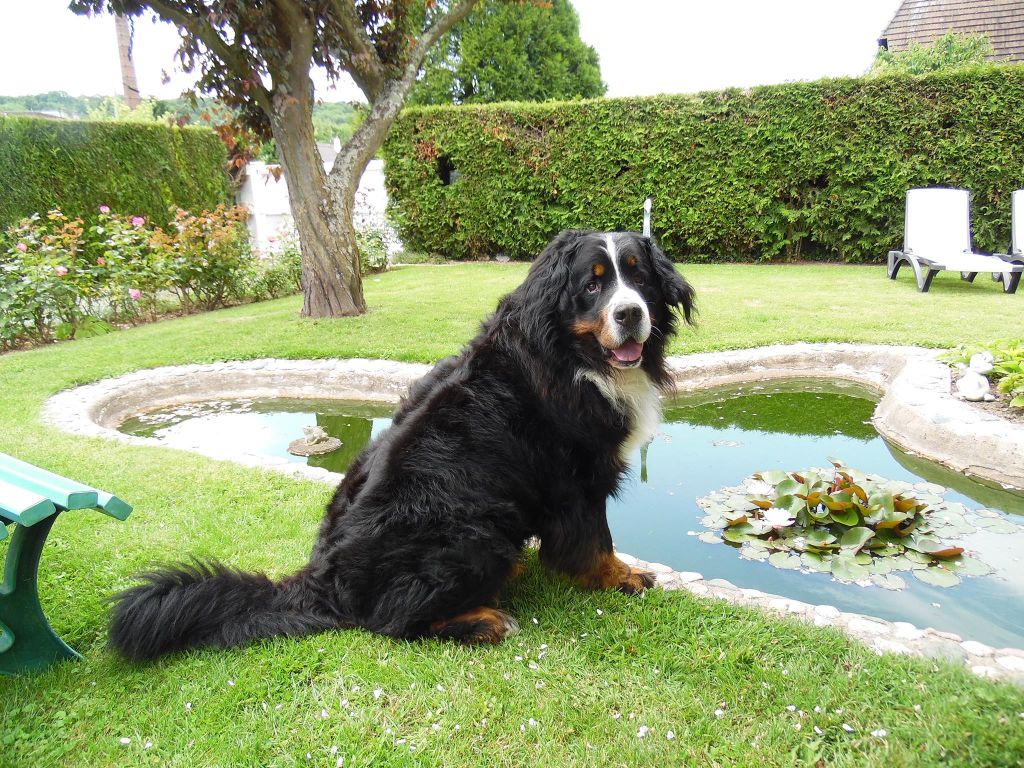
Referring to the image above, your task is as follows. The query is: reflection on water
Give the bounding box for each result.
[119,399,393,475]
[609,380,1024,648]
[120,381,1024,647]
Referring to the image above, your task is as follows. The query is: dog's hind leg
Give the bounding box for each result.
[539,503,655,595]
[428,606,520,644]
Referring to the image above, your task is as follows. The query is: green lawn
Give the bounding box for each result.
[1,263,1023,767]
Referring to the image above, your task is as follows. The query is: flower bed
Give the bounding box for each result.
[0,205,300,349]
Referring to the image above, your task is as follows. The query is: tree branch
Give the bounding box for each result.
[404,0,480,82]
[325,0,387,100]
[145,0,273,113]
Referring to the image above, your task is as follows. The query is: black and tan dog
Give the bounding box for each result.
[110,230,695,659]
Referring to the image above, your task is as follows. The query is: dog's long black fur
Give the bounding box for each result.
[109,230,695,660]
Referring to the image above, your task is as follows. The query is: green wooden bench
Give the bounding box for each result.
[0,452,131,675]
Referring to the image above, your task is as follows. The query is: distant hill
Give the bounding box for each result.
[0,91,360,144]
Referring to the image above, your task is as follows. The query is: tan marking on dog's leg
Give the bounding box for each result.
[575,551,655,595]
[429,606,520,644]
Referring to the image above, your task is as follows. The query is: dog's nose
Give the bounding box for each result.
[613,304,644,327]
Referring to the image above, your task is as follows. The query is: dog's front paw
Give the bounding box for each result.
[617,567,655,595]
[575,554,656,594]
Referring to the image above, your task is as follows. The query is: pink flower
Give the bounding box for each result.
[99,205,111,214]
[131,216,145,227]
[16,242,28,252]
[96,257,106,266]
[55,265,69,277]
[129,288,142,300]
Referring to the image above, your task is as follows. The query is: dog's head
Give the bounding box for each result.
[509,230,695,381]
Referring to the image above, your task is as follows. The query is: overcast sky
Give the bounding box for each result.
[0,1,904,102]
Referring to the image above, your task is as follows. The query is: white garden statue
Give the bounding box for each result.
[954,352,996,402]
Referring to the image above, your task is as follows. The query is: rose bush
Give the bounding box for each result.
[0,204,298,349]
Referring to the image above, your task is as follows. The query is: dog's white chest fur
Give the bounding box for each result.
[582,368,662,463]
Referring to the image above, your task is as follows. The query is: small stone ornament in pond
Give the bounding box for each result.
[954,351,996,402]
[695,458,1015,590]
[287,425,342,456]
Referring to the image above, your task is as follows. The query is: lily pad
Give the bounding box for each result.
[871,573,907,591]
[903,549,934,565]
[831,555,870,582]
[906,537,964,559]
[944,555,993,577]
[697,531,722,545]
[830,507,860,527]
[975,518,1021,534]
[839,526,875,554]
[693,461,1004,593]
[724,495,757,512]
[801,552,832,572]
[723,527,753,544]
[913,567,961,588]
[724,510,749,527]
[768,551,802,570]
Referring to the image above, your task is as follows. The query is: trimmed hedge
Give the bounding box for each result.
[0,117,231,229]
[382,66,1024,262]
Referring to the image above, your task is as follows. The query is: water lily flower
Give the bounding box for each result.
[129,288,142,300]
[96,257,106,266]
[746,479,773,496]
[131,216,145,227]
[55,265,68,277]
[763,507,795,528]
[16,242,27,252]
[99,205,110,214]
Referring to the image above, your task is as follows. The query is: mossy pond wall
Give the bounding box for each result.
[117,379,1024,648]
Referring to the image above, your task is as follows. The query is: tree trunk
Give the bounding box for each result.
[271,94,366,317]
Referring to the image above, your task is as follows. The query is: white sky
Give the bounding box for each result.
[0,0,904,102]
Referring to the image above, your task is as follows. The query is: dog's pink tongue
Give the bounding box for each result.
[611,341,643,363]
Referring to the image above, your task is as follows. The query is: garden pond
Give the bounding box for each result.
[119,380,1024,648]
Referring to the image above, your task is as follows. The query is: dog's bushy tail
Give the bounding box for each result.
[108,559,337,661]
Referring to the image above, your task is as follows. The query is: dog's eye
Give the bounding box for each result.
[585,280,601,294]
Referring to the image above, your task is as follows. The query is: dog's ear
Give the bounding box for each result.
[524,229,587,298]
[645,237,696,325]
[509,229,589,343]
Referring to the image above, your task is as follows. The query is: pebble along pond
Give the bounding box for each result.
[119,380,1024,648]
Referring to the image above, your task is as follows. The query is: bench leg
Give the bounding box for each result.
[1002,271,1022,294]
[0,514,81,675]
[960,271,978,283]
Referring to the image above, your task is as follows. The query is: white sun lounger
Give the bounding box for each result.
[886,187,1023,294]
[994,189,1024,273]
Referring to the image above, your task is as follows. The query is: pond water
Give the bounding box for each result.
[119,381,1024,648]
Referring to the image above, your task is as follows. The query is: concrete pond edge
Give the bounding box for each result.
[41,344,1024,683]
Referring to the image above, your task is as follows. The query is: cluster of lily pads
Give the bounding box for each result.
[696,459,1008,590]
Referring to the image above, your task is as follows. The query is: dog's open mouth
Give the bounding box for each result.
[605,340,644,369]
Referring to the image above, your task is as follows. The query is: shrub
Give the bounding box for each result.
[151,205,253,311]
[0,204,256,349]
[382,67,1024,263]
[246,233,303,301]
[0,116,231,231]
[356,226,391,274]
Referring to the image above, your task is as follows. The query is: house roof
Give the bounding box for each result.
[879,0,1024,63]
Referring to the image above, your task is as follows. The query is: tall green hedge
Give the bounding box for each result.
[382,67,1024,262]
[0,117,231,228]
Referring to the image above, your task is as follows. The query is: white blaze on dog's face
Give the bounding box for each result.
[571,232,654,370]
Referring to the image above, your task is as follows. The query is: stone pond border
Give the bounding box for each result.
[41,344,1024,683]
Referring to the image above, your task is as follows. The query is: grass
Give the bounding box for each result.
[1,262,1023,767]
